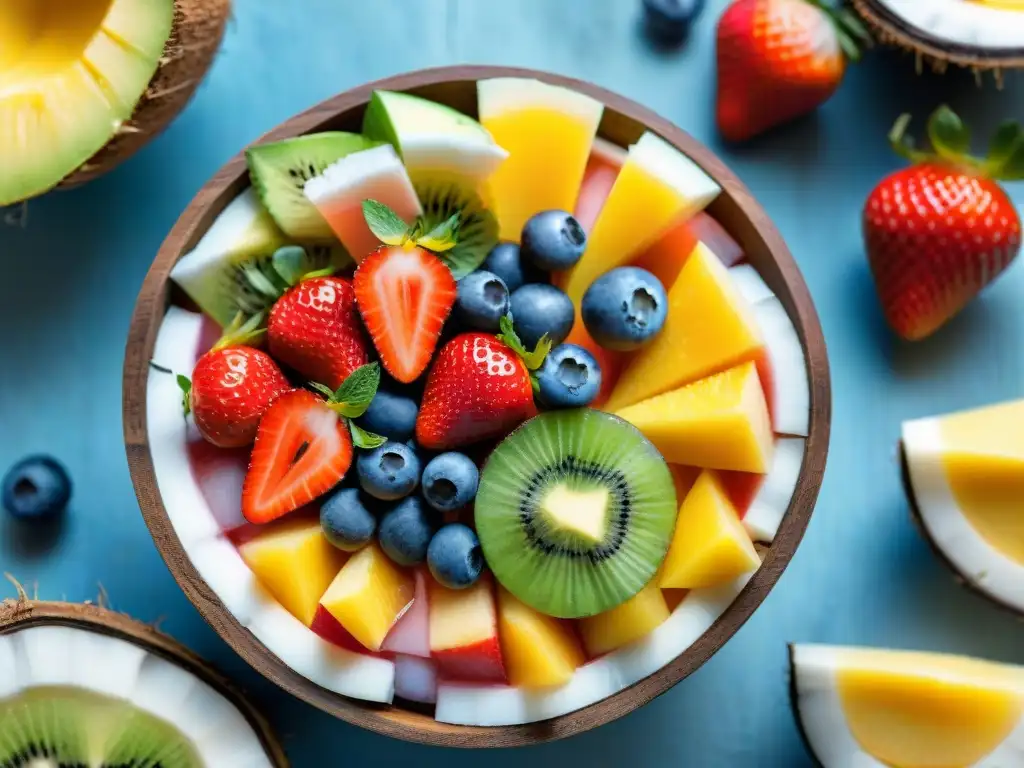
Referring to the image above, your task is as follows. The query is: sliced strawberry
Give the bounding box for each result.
[354,245,457,384]
[241,389,353,524]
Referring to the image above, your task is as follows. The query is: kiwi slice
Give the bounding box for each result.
[475,409,677,619]
[169,189,350,328]
[246,132,380,241]
[0,686,200,766]
[415,178,499,280]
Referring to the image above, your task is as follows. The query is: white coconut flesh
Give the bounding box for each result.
[149,188,811,723]
[902,401,1024,612]
[0,0,175,206]
[791,643,1024,767]
[867,0,1024,53]
[0,623,274,767]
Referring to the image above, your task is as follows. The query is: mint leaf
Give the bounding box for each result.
[350,422,388,449]
[416,212,460,253]
[272,245,310,287]
[437,208,499,280]
[308,382,336,399]
[363,200,409,246]
[329,362,380,418]
[927,105,970,161]
[177,375,192,417]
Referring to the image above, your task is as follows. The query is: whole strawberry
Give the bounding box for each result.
[185,346,291,448]
[416,317,550,450]
[715,0,868,142]
[268,276,371,389]
[864,107,1023,341]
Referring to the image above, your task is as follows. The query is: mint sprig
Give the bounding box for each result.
[363,200,410,246]
[306,363,387,448]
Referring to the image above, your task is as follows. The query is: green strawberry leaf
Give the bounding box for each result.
[927,105,970,162]
[350,422,388,450]
[177,375,192,418]
[416,213,460,253]
[328,362,380,418]
[998,138,1024,180]
[213,311,266,350]
[363,200,410,246]
[834,27,862,63]
[271,245,311,287]
[496,314,550,371]
[836,8,871,43]
[987,121,1024,178]
[888,113,931,164]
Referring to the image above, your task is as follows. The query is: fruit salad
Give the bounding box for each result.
[147,79,812,726]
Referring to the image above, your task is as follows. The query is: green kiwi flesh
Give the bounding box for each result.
[0,686,201,767]
[416,178,498,280]
[246,132,380,241]
[169,189,350,328]
[475,409,677,619]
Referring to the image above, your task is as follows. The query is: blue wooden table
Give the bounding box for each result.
[2,1,1023,765]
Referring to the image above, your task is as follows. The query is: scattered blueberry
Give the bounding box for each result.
[357,388,418,442]
[421,452,479,512]
[454,270,510,332]
[427,523,484,589]
[2,456,71,520]
[357,441,421,501]
[320,487,378,551]
[378,496,441,566]
[510,284,575,349]
[520,210,587,271]
[535,344,603,409]
[481,242,545,292]
[642,0,705,46]
[581,267,668,351]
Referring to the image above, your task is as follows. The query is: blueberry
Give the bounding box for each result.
[378,496,441,566]
[520,210,587,271]
[581,267,668,351]
[535,344,602,409]
[427,523,484,589]
[509,284,575,349]
[642,0,705,46]
[421,452,479,512]
[320,487,378,551]
[455,270,510,332]
[357,389,418,442]
[481,242,545,292]
[2,456,71,520]
[357,441,421,501]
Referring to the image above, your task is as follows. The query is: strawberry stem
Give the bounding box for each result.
[212,311,267,351]
[497,314,551,372]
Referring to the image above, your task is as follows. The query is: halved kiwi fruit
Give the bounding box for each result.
[246,132,381,241]
[416,178,499,280]
[0,596,285,767]
[475,409,677,619]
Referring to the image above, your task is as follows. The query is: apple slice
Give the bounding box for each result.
[429,574,507,683]
[381,568,431,658]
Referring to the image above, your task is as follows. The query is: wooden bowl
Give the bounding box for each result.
[123,65,831,747]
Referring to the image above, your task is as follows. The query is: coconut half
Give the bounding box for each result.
[0,596,286,767]
[0,0,229,205]
[900,400,1024,615]
[853,0,1024,78]
[790,643,1024,767]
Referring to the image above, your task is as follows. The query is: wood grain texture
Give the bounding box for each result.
[0,598,288,765]
[853,0,1024,73]
[122,65,831,747]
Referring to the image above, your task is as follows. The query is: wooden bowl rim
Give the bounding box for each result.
[122,64,832,748]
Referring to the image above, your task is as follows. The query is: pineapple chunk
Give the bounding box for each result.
[604,243,764,412]
[238,516,347,626]
[498,587,584,688]
[615,362,774,473]
[320,542,415,652]
[659,471,760,589]
[578,583,670,657]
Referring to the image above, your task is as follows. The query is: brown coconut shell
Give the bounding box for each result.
[0,591,289,766]
[852,0,1024,85]
[59,0,231,189]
